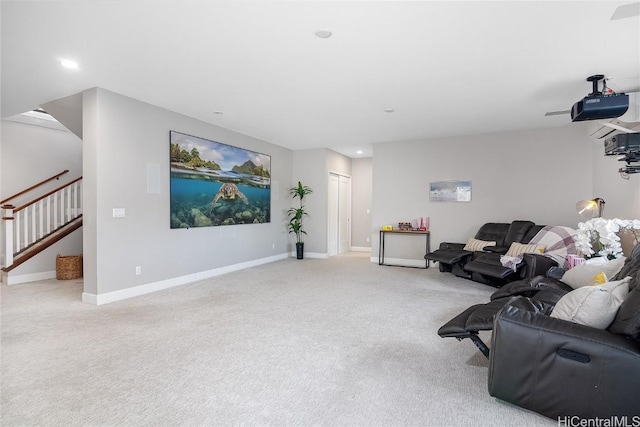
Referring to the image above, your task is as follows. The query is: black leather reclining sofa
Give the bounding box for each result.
[425,220,553,286]
[440,244,640,419]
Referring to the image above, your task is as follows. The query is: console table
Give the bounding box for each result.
[378,229,431,268]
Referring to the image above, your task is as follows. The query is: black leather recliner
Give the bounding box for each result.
[438,266,571,357]
[438,243,640,358]
[425,220,543,286]
[466,251,558,285]
[425,222,510,275]
[488,244,640,419]
[463,224,555,286]
[438,244,640,418]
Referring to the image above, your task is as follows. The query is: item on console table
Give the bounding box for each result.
[398,222,413,231]
[381,225,393,231]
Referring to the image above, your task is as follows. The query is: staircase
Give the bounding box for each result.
[1,170,83,272]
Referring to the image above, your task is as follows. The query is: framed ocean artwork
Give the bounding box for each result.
[170,131,271,228]
[429,180,471,202]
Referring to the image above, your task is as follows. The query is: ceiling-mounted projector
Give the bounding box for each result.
[571,74,629,122]
[604,133,640,156]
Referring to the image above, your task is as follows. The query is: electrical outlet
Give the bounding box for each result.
[366,237,370,243]
[272,243,275,250]
[135,266,141,275]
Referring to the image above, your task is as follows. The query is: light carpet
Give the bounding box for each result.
[1,253,553,426]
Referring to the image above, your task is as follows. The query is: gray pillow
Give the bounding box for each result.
[551,277,630,329]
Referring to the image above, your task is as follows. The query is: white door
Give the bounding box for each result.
[338,175,350,253]
[328,173,339,255]
[328,172,350,256]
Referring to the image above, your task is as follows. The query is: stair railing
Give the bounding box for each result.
[2,173,82,268]
[0,169,69,205]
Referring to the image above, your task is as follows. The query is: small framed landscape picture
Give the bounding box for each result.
[429,180,472,202]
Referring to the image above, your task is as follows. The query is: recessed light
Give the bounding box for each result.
[356,150,363,154]
[314,29,332,39]
[59,58,79,70]
[384,108,395,113]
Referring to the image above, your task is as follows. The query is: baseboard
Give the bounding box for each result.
[81,292,97,305]
[350,246,371,252]
[289,251,329,259]
[82,253,289,306]
[370,256,427,268]
[4,270,56,285]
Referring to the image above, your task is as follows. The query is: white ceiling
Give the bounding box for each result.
[2,1,639,158]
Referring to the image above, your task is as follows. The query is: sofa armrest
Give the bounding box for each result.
[438,242,465,251]
[483,246,509,254]
[488,299,640,419]
[519,253,558,279]
[489,275,571,301]
[464,253,518,279]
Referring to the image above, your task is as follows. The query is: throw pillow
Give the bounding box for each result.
[505,242,546,257]
[463,238,496,252]
[550,277,631,329]
[561,257,626,289]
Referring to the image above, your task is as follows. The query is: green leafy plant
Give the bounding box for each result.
[287,181,312,244]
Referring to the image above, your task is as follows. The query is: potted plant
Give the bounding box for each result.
[287,181,312,259]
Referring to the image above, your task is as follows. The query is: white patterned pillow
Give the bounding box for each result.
[463,238,496,252]
[505,242,546,257]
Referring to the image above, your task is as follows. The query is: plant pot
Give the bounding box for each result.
[296,242,304,259]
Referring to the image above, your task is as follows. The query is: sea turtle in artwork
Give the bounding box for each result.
[212,182,249,205]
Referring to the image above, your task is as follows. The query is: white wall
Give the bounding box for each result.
[327,149,351,177]
[0,119,83,280]
[82,88,293,299]
[291,148,352,256]
[1,120,82,198]
[292,149,329,255]
[371,124,639,262]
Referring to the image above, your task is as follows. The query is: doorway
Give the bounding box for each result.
[328,172,351,256]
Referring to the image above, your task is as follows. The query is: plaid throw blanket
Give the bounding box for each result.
[529,225,578,267]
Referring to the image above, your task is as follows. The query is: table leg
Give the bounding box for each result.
[425,233,430,268]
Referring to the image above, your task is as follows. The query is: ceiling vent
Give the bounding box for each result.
[588,92,640,140]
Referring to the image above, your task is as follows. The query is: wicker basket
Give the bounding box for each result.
[56,254,83,280]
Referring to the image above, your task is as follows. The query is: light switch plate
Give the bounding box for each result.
[113,208,126,218]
